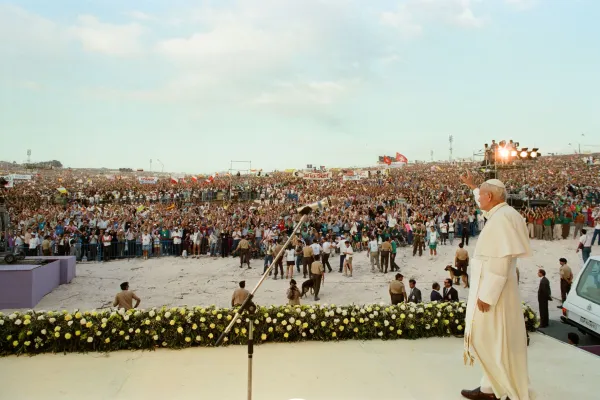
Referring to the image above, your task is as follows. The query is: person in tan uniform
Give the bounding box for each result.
[311,259,325,301]
[232,280,250,307]
[302,242,315,279]
[272,241,284,279]
[389,273,406,305]
[558,257,573,307]
[113,282,141,310]
[237,235,251,269]
[286,279,301,305]
[380,238,392,273]
[454,242,469,284]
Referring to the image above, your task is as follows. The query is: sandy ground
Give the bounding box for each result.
[0,334,598,400]
[8,236,585,317]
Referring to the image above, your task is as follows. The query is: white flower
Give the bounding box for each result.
[311,314,316,320]
[436,312,441,318]
[0,320,3,326]
[400,304,406,311]
[336,307,342,314]
[96,331,102,336]
[368,314,374,319]
[408,314,413,319]
[149,310,156,317]
[373,311,379,316]
[123,315,130,321]
[302,332,306,337]
[165,312,172,318]
[410,308,415,313]
[289,317,295,324]
[378,331,383,337]
[417,308,424,314]
[286,325,292,331]
[67,321,73,326]
[118,308,125,316]
[41,329,47,335]
[153,335,159,340]
[384,320,389,326]
[309,329,314,334]
[111,329,116,334]
[125,335,130,340]
[49,318,56,324]
[128,328,133,333]
[391,314,397,320]
[87,337,93,343]
[14,319,22,326]
[80,318,87,325]
[300,311,306,318]
[8,313,16,320]
[134,311,141,317]
[101,318,108,324]
[55,326,61,332]
[266,317,272,323]
[458,307,464,313]
[37,316,45,321]
[110,312,116,317]
[425,324,431,330]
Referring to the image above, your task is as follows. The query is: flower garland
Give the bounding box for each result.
[0,302,539,356]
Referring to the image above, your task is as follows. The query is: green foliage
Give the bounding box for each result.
[0,302,539,356]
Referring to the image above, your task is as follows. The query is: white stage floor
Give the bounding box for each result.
[0,334,597,400]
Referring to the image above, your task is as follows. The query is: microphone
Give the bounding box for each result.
[296,197,332,215]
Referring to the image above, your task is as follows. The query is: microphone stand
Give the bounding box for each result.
[215,211,311,400]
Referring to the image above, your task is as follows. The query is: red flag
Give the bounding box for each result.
[383,156,392,165]
[395,152,408,163]
[191,176,198,183]
[170,177,178,184]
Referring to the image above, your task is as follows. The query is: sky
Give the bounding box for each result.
[1,0,599,174]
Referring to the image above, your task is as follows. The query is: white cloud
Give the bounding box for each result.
[383,0,486,32]
[127,11,156,22]
[69,15,145,56]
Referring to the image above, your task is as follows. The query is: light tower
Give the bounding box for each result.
[448,135,453,162]
[430,150,434,162]
[27,149,31,164]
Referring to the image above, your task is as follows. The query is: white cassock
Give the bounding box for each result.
[464,186,532,400]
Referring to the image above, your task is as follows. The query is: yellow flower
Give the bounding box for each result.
[135,329,141,334]
[26,331,32,336]
[396,329,402,335]
[444,320,449,325]
[65,314,72,321]
[185,337,191,342]
[208,333,214,339]
[12,341,19,347]
[321,321,326,327]
[177,327,184,334]
[400,314,406,319]
[302,323,308,328]
[75,312,82,319]
[54,332,60,338]
[65,333,72,340]
[169,320,175,326]
[332,332,337,338]
[339,326,344,331]
[105,338,110,343]
[261,334,267,340]
[284,333,289,338]
[217,314,222,320]
[450,313,454,317]
[200,317,206,322]
[24,315,31,320]
[210,323,216,329]
[86,322,93,328]
[268,327,273,333]
[458,325,463,330]
[75,331,81,336]
[409,325,414,330]
[354,328,358,333]
[343,318,349,324]
[227,315,232,320]
[241,328,247,334]
[212,310,217,315]
[192,324,198,330]
[156,316,161,321]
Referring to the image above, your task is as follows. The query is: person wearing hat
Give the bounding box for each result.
[286,279,301,305]
[237,235,251,269]
[460,171,532,400]
[389,273,405,305]
[232,280,250,307]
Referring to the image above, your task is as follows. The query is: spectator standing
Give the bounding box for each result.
[286,279,301,305]
[576,229,593,264]
[557,258,573,308]
[389,273,406,304]
[537,269,551,328]
[113,282,141,310]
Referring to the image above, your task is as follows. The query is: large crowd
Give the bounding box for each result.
[1,155,599,266]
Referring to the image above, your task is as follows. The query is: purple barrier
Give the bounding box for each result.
[0,261,61,309]
[25,256,76,284]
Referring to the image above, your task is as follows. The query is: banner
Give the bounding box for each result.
[138,176,159,184]
[11,174,33,180]
[358,171,369,178]
[395,153,408,163]
[342,175,361,181]
[302,171,332,180]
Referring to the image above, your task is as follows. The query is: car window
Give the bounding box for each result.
[576,259,600,305]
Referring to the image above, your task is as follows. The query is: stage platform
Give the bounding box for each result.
[0,334,596,400]
[0,256,76,309]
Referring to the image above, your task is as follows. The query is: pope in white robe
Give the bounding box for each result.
[460,174,532,400]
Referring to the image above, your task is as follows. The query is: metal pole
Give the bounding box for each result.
[247,320,254,400]
[216,213,308,345]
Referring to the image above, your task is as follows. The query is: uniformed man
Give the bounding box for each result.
[558,257,573,308]
[237,235,251,269]
[311,258,325,301]
[389,273,406,304]
[232,280,250,307]
[302,241,315,279]
[412,222,426,257]
[454,242,469,284]
[380,238,392,273]
[272,240,284,279]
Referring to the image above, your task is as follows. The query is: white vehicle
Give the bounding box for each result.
[561,255,600,339]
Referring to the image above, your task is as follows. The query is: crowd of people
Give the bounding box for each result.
[1,155,599,268]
